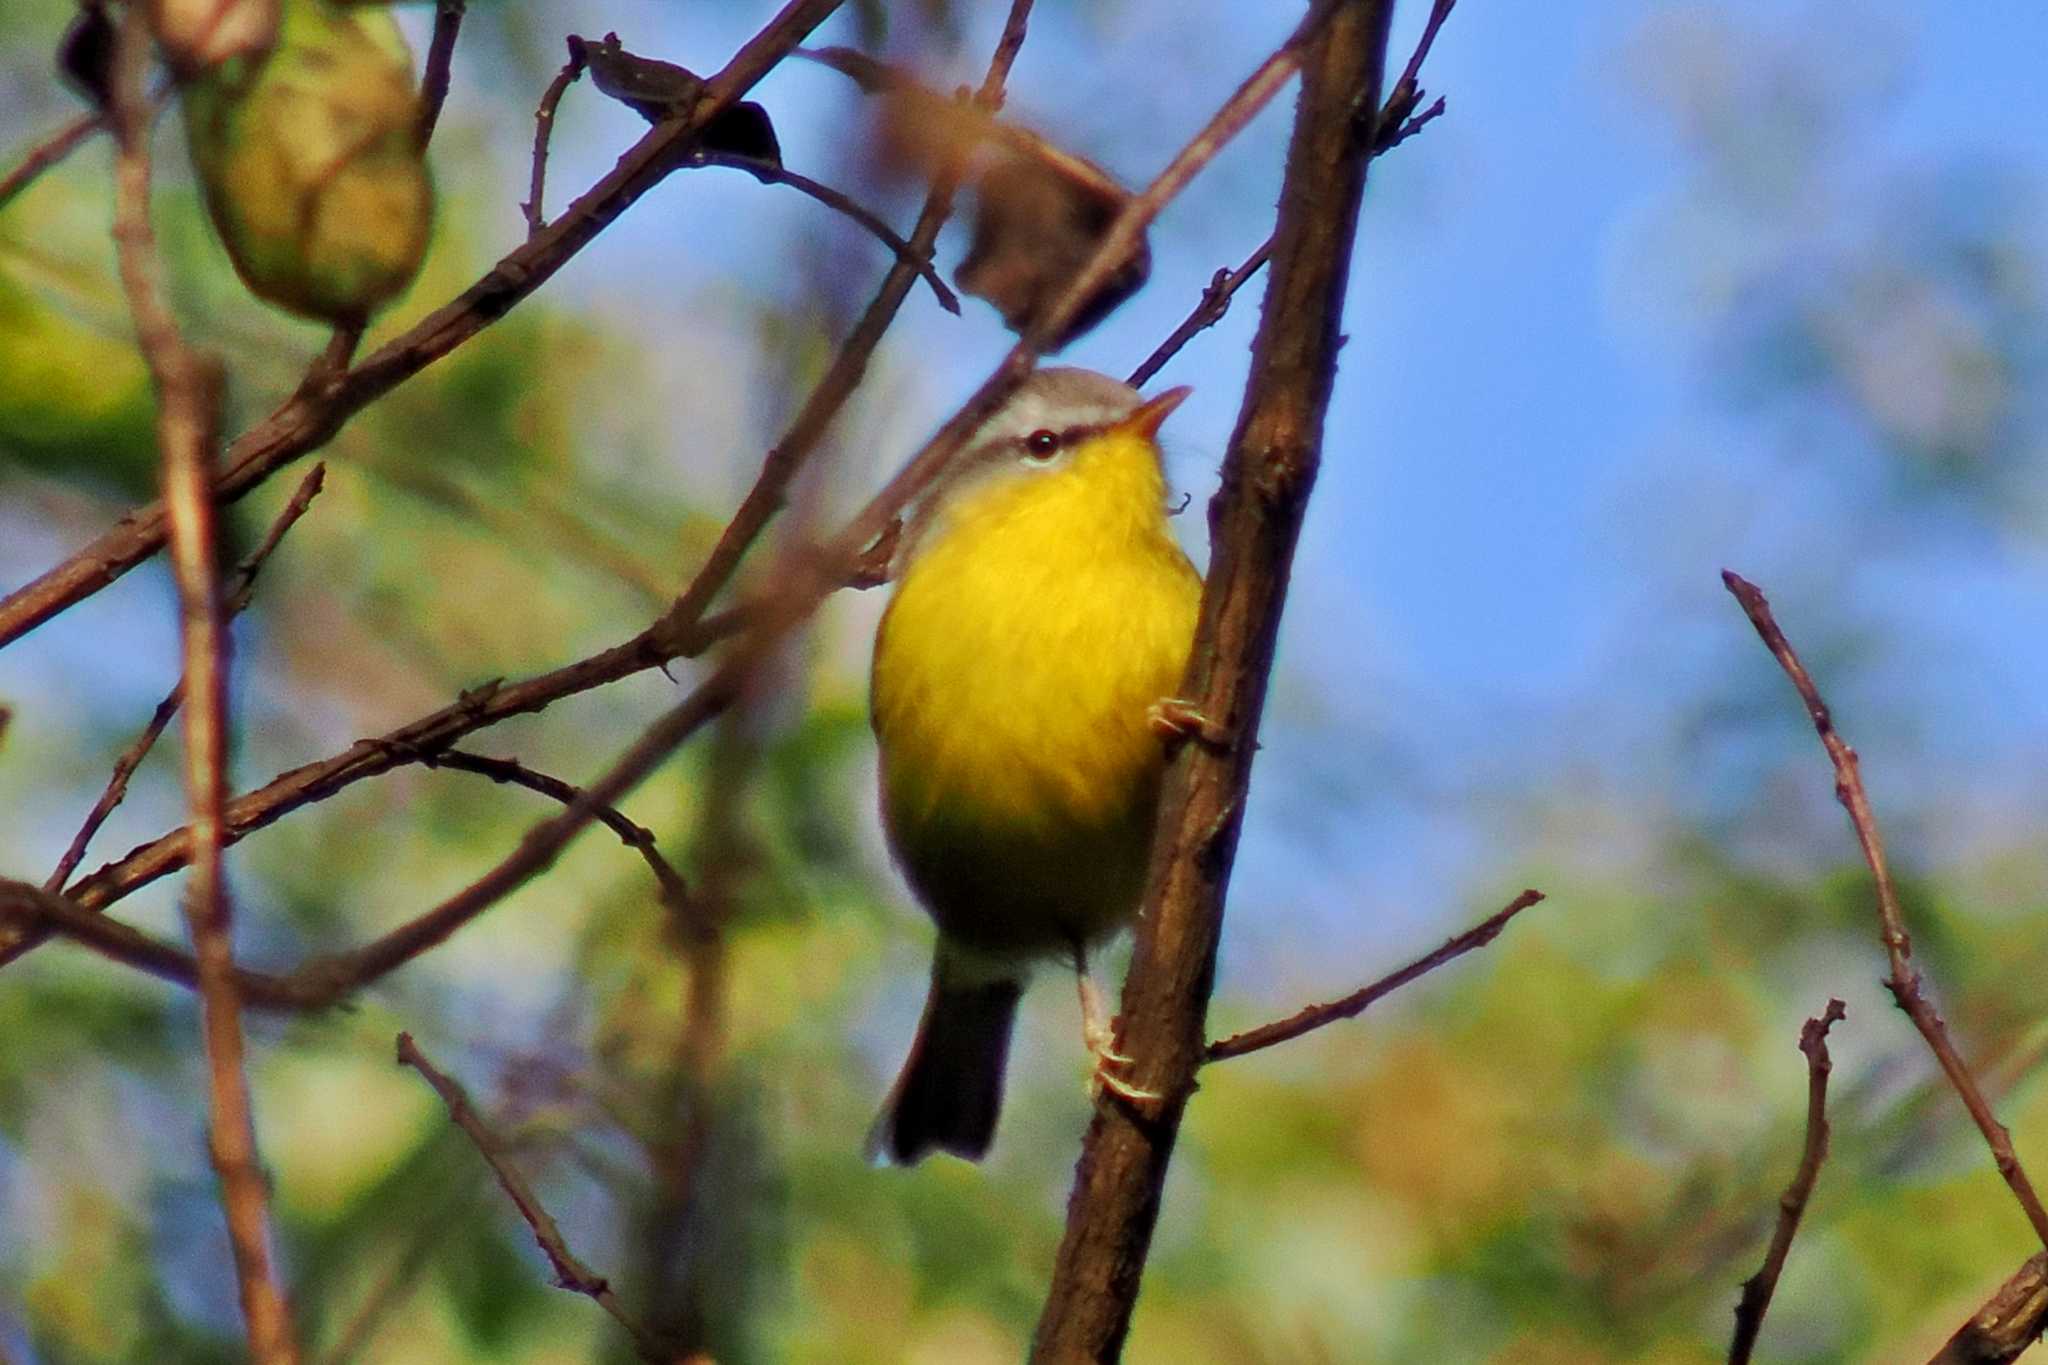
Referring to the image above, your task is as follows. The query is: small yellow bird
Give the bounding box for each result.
[868,367,1203,1164]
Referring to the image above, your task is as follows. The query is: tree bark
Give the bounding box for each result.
[1028,2,1396,1359]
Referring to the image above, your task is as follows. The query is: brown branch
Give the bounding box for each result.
[13,0,1282,1008]
[413,0,466,150]
[1126,0,1453,391]
[1724,570,2048,1251]
[395,1033,669,1364]
[108,11,297,1362]
[1930,1253,2048,1365]
[685,151,959,311]
[0,0,847,651]
[1729,997,1847,1365]
[1203,889,1544,1062]
[1126,238,1273,389]
[0,109,106,211]
[45,463,327,893]
[1030,2,1399,1358]
[524,44,588,235]
[424,748,694,930]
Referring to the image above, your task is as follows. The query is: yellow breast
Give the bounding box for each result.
[871,430,1202,955]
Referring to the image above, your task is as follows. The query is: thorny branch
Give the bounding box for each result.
[1728,998,1847,1365]
[395,1033,669,1365]
[1724,570,2048,1252]
[107,9,296,1361]
[1203,889,1545,1062]
[45,463,327,894]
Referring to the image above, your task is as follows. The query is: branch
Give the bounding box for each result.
[1203,889,1544,1062]
[45,463,326,893]
[1930,1253,2048,1365]
[1031,1,1400,1357]
[1724,570,2048,1251]
[423,748,695,933]
[14,0,1281,1009]
[1729,997,1847,1365]
[1125,0,1453,390]
[412,0,466,150]
[524,43,587,234]
[0,0,847,650]
[395,1033,669,1364]
[685,151,959,311]
[0,109,105,212]
[108,11,296,1361]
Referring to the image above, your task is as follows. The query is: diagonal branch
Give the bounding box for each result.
[395,1033,669,1364]
[1031,1,1401,1357]
[1930,1253,2048,1365]
[0,109,106,211]
[1204,889,1544,1062]
[1729,998,1847,1365]
[108,10,296,1361]
[412,0,466,150]
[0,0,848,651]
[1724,571,2048,1252]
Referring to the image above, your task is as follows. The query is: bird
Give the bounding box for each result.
[867,366,1206,1164]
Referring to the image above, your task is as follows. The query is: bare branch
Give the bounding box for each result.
[46,463,326,893]
[1127,237,1273,389]
[685,151,959,311]
[524,43,587,235]
[1930,1253,2048,1365]
[424,748,695,933]
[1729,998,1847,1365]
[1204,889,1545,1062]
[0,109,105,211]
[0,0,848,650]
[1032,2,1399,1356]
[1724,570,2048,1251]
[395,1033,670,1364]
[108,10,296,1360]
[413,0,466,150]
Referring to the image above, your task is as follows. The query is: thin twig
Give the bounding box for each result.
[1129,0,1453,390]
[395,1033,670,1364]
[686,151,959,311]
[1203,889,1545,1062]
[1724,570,2048,1252]
[1127,237,1274,389]
[413,0,466,150]
[1729,998,1847,1365]
[0,0,847,649]
[424,748,694,929]
[46,464,327,893]
[1930,1253,2048,1365]
[108,10,297,1363]
[0,109,105,212]
[524,44,587,235]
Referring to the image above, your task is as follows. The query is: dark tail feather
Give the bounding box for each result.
[868,968,1023,1165]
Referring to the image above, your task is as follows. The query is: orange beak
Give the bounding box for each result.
[1114,385,1192,441]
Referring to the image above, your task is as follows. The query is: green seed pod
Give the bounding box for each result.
[183,0,431,324]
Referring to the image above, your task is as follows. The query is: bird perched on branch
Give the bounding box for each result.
[868,367,1206,1164]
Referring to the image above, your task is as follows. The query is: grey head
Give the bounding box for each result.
[895,368,1151,568]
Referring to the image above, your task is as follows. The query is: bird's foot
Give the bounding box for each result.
[1077,971,1160,1103]
[1148,697,1231,751]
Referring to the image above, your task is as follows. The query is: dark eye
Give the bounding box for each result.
[1023,429,1061,459]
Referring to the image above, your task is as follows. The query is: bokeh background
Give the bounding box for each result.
[5,0,2048,1360]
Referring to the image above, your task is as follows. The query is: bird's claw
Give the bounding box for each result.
[1148,697,1230,751]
